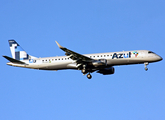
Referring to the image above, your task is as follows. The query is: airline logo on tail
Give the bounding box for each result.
[9,40,29,61]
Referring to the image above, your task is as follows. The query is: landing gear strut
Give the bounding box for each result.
[144,62,149,71]
[81,64,87,74]
[87,73,92,79]
[81,64,92,79]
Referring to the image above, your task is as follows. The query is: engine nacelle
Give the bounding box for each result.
[92,59,107,67]
[97,67,115,75]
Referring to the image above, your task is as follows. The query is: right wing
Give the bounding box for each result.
[55,41,95,64]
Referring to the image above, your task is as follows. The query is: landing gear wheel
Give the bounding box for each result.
[145,67,148,71]
[82,69,86,74]
[81,69,86,73]
[87,74,92,79]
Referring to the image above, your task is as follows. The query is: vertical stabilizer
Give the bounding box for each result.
[8,40,31,60]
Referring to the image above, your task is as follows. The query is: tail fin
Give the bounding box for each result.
[8,40,36,61]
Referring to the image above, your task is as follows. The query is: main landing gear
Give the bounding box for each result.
[87,73,92,79]
[81,68,92,79]
[82,69,92,79]
[144,62,149,71]
[81,64,92,79]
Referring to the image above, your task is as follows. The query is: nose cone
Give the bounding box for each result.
[159,56,163,61]
[157,55,163,61]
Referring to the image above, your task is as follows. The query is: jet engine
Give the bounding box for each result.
[92,59,107,67]
[97,67,115,75]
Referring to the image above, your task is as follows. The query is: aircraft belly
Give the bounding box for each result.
[36,62,75,70]
[39,64,66,70]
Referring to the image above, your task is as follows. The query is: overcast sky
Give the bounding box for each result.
[1,0,165,120]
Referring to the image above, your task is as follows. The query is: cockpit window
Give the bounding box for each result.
[148,51,155,54]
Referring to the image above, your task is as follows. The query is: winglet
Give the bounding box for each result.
[55,41,64,49]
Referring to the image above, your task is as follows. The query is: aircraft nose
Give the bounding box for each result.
[157,55,163,61]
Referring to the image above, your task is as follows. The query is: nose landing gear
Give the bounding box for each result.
[144,62,149,71]
[145,67,148,71]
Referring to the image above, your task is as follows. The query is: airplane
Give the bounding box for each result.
[3,40,162,79]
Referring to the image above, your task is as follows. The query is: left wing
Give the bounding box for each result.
[55,41,94,64]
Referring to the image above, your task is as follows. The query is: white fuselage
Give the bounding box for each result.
[7,50,162,70]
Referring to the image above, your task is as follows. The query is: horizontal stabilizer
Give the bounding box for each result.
[3,56,25,64]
